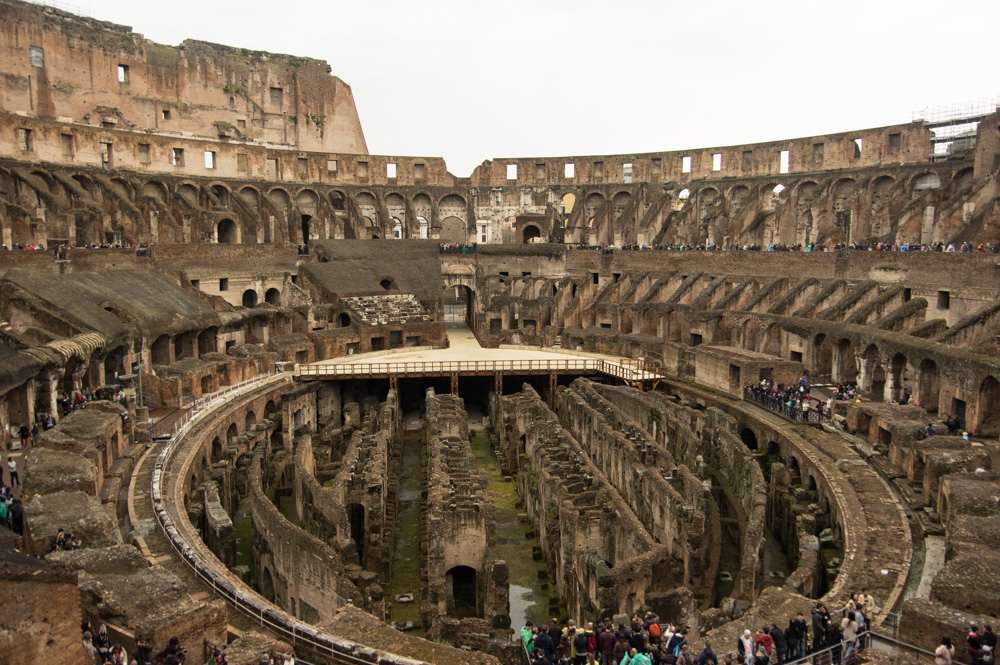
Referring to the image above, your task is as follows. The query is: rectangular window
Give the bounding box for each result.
[298,157,308,178]
[190,279,200,289]
[712,153,722,171]
[888,133,901,154]
[161,109,171,120]
[790,350,803,362]
[593,161,604,179]
[690,333,703,347]
[237,153,249,173]
[535,163,545,180]
[903,287,911,302]
[61,133,73,158]
[236,119,246,130]
[937,290,950,309]
[623,162,633,183]
[100,142,113,167]
[854,138,863,158]
[17,128,31,152]
[204,151,216,169]
[742,150,753,171]
[564,163,574,178]
[682,156,692,173]
[138,143,151,164]
[592,272,599,285]
[414,163,426,179]
[651,157,661,174]
[266,158,279,180]
[506,163,517,180]
[29,46,44,67]
[269,87,284,108]
[171,148,184,167]
[356,160,368,179]
[779,150,790,174]
[387,162,397,178]
[117,64,129,84]
[812,142,824,166]
[327,159,338,174]
[219,278,229,291]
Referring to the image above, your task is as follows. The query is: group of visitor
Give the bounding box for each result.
[743,377,827,423]
[0,483,22,534]
[519,594,883,665]
[936,626,997,665]
[439,242,478,254]
[296,244,310,255]
[566,241,1000,254]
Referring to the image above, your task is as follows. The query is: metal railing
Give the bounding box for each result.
[743,390,830,425]
[148,370,283,439]
[149,372,427,665]
[296,357,668,383]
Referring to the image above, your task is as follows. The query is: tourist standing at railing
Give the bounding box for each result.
[787,614,808,660]
[936,637,955,665]
[841,613,858,660]
[738,630,755,665]
[811,604,828,654]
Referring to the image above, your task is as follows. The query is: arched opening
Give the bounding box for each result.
[227,422,239,445]
[740,428,758,451]
[522,224,541,243]
[813,334,833,379]
[444,285,475,324]
[977,376,999,437]
[265,288,281,306]
[788,457,801,480]
[151,334,170,366]
[173,331,194,361]
[201,376,212,394]
[380,278,396,291]
[917,358,939,413]
[198,327,218,356]
[245,411,257,432]
[217,219,237,244]
[242,290,258,308]
[211,437,223,463]
[260,568,275,603]
[446,565,478,618]
[836,339,858,384]
[337,312,351,328]
[103,346,124,381]
[347,503,366,562]
[264,400,277,417]
[439,216,466,243]
[871,367,886,402]
[890,353,908,403]
[301,215,311,244]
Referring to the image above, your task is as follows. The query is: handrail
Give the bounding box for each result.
[296,357,670,383]
[149,370,427,665]
[743,390,830,426]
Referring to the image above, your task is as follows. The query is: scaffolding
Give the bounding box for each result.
[914,98,1000,159]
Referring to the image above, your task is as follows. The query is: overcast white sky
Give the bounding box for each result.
[59,0,1000,176]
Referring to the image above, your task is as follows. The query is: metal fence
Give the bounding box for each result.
[744,390,830,425]
[296,357,669,383]
[148,371,283,439]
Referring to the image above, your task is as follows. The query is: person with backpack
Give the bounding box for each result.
[646,613,662,646]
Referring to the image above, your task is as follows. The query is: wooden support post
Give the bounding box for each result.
[495,371,503,397]
[548,372,558,408]
[451,372,459,395]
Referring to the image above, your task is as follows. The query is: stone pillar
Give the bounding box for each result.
[921,206,935,245]
[484,560,510,631]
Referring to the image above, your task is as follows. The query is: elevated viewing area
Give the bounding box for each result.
[1,2,998,665]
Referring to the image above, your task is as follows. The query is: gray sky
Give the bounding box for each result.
[62,0,1000,176]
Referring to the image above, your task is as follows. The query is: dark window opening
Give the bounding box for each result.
[937,290,950,309]
[371,337,385,351]
[790,351,803,362]
[592,272,599,285]
[390,331,403,348]
[219,278,229,291]
[903,288,911,302]
[690,333,703,347]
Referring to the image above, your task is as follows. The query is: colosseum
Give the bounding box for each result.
[1,1,998,664]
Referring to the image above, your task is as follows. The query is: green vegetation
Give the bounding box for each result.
[384,430,424,626]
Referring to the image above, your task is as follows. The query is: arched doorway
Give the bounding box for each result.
[813,334,833,379]
[260,567,275,603]
[301,215,311,244]
[740,428,758,451]
[836,339,858,385]
[917,359,939,413]
[522,224,541,243]
[265,288,281,306]
[347,503,365,562]
[977,376,999,436]
[337,312,351,328]
[227,422,239,445]
[446,565,478,618]
[242,290,258,307]
[217,219,237,244]
[444,285,475,324]
[211,437,223,463]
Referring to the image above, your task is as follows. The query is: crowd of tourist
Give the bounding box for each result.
[519,592,893,665]
[0,483,22,534]
[439,242,478,254]
[743,377,830,423]
[566,241,1000,254]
